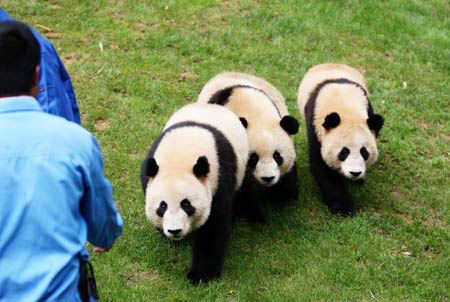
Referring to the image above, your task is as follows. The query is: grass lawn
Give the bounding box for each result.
[4,1,449,301]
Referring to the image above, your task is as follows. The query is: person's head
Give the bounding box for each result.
[0,20,40,98]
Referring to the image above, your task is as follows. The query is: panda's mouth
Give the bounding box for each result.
[258,176,277,187]
[165,228,185,240]
[345,173,365,182]
[168,235,183,240]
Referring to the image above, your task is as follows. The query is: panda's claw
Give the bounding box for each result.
[329,205,354,217]
[187,269,219,285]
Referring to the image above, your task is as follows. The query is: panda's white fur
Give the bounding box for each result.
[144,103,248,240]
[198,72,288,116]
[297,63,384,215]
[198,72,297,187]
[165,103,248,190]
[298,63,379,180]
[145,127,217,239]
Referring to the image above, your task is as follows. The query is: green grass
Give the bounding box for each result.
[4,1,449,301]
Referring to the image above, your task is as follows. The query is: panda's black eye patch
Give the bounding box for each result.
[180,199,195,216]
[156,201,167,217]
[248,152,259,169]
[273,151,283,166]
[360,147,369,161]
[338,147,350,161]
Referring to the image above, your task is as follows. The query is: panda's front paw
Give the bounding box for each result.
[234,205,266,223]
[329,204,354,217]
[187,268,219,285]
[242,209,266,223]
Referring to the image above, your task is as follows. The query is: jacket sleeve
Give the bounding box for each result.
[80,136,123,249]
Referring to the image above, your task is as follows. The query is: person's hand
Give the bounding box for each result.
[93,246,111,253]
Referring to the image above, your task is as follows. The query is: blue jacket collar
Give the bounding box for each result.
[0,96,42,114]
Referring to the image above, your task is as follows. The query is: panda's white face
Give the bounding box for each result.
[247,127,296,187]
[322,125,378,180]
[145,174,212,240]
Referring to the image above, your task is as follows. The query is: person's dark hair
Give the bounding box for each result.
[0,20,40,97]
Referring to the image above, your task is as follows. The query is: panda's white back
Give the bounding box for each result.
[153,127,219,194]
[165,103,249,190]
[197,71,289,116]
[297,63,367,119]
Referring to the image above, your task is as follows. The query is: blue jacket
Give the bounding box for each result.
[0,8,80,124]
[0,97,123,302]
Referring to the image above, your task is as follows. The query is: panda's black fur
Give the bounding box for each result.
[208,84,283,118]
[234,163,298,223]
[208,85,299,222]
[141,121,237,284]
[304,78,383,216]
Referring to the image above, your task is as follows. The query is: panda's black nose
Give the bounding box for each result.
[168,229,182,235]
[350,171,361,177]
[261,176,275,183]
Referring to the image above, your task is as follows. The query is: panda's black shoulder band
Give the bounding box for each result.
[208,84,282,118]
[142,120,238,193]
[305,78,370,117]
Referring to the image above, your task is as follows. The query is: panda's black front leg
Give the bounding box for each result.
[268,163,298,204]
[310,155,354,216]
[188,196,232,284]
[233,178,266,223]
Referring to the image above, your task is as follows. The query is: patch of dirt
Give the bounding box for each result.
[401,245,412,256]
[122,273,136,287]
[423,215,447,232]
[80,113,88,125]
[410,200,425,210]
[390,189,406,200]
[393,209,413,225]
[192,58,204,64]
[63,53,80,65]
[178,71,198,82]
[35,24,62,40]
[142,270,159,282]
[94,118,109,131]
[443,134,450,142]
[357,65,368,74]
[219,0,232,12]
[109,43,119,50]
[390,245,413,257]
[43,32,63,40]
[163,19,176,26]
[384,51,394,62]
[134,21,147,34]
[128,150,143,159]
[195,22,208,32]
[418,119,429,129]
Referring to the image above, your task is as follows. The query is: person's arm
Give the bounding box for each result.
[80,137,123,250]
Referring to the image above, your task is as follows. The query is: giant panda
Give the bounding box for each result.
[140,103,248,284]
[197,72,299,222]
[297,63,384,215]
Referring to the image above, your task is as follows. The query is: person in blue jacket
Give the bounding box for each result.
[0,21,123,301]
[0,8,80,124]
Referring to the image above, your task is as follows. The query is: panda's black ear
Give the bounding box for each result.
[193,156,209,178]
[367,114,384,136]
[322,112,340,130]
[208,87,233,105]
[145,157,159,177]
[239,117,248,128]
[280,115,299,135]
